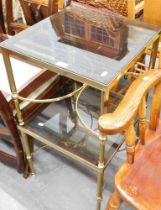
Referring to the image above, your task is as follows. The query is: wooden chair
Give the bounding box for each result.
[3,0,60,35]
[0,0,12,37]
[0,90,25,173]
[19,0,63,26]
[143,0,161,57]
[0,0,64,175]
[98,57,161,209]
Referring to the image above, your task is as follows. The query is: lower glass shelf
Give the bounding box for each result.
[19,87,124,169]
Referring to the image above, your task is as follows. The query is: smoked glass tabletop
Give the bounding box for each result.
[0,3,161,90]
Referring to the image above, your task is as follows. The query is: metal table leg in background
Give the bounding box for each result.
[149,36,160,69]
[96,133,106,210]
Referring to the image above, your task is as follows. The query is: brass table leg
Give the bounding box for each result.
[96,133,106,210]
[96,91,109,210]
[149,37,160,69]
[21,131,36,176]
[73,82,79,125]
[2,49,24,125]
[2,49,35,176]
[101,90,109,115]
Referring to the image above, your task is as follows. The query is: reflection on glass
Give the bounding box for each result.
[51,6,128,60]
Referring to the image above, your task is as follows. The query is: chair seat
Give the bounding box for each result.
[0,53,57,106]
[115,121,161,210]
[0,54,41,96]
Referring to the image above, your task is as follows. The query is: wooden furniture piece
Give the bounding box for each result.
[19,0,63,25]
[0,90,25,173]
[0,0,14,36]
[144,0,161,26]
[0,0,60,35]
[0,0,64,175]
[99,59,161,209]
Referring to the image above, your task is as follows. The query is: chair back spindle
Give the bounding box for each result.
[138,96,146,144]
[149,82,161,130]
[0,0,22,36]
[99,69,161,164]
[6,0,14,35]
[0,0,6,33]
[125,121,136,164]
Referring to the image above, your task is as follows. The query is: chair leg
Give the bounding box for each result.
[106,190,122,210]
[0,92,26,173]
[6,120,25,173]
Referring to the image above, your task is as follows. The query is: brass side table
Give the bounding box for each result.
[1,4,161,210]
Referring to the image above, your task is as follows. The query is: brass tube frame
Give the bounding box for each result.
[2,50,24,125]
[75,84,98,137]
[17,84,85,103]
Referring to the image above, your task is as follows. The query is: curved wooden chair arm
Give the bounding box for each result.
[99,69,161,135]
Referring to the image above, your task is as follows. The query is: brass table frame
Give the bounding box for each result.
[1,32,160,210]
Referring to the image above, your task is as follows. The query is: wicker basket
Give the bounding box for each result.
[75,0,143,17]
